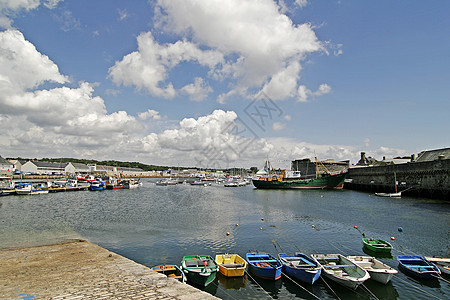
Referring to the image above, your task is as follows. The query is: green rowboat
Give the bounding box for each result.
[362,238,393,253]
[181,255,218,286]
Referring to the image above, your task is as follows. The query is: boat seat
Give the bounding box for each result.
[221,263,245,268]
[325,265,352,268]
[406,265,434,269]
[185,261,200,267]
[294,263,316,267]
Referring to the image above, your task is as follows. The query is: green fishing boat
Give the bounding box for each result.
[362,238,393,253]
[252,160,346,189]
[181,255,218,286]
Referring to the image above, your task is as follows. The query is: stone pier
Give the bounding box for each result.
[0,240,219,300]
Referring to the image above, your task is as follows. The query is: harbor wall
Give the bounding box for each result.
[344,158,450,200]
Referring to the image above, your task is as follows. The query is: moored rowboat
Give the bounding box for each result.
[151,264,186,283]
[181,255,218,286]
[278,252,321,284]
[397,256,441,280]
[215,254,247,277]
[311,253,370,290]
[362,238,393,253]
[246,252,282,280]
[347,255,398,284]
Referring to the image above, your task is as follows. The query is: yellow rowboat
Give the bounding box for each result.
[215,254,247,277]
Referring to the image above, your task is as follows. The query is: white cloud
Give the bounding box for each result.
[297,83,331,102]
[295,0,308,8]
[108,32,223,99]
[112,0,327,103]
[272,122,286,131]
[138,109,161,120]
[180,77,212,101]
[117,8,128,21]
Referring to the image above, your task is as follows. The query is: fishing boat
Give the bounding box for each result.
[123,179,140,189]
[424,256,450,276]
[15,183,49,195]
[311,253,370,290]
[278,252,321,284]
[362,238,393,253]
[181,255,218,286]
[215,254,247,277]
[151,264,186,283]
[252,160,346,189]
[246,252,282,280]
[89,181,105,191]
[347,255,398,284]
[397,256,441,280]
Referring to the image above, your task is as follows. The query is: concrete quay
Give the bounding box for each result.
[0,240,219,300]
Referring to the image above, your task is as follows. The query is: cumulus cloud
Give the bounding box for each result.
[180,77,212,101]
[111,0,327,103]
[139,109,161,120]
[0,0,63,28]
[272,122,286,131]
[108,31,223,99]
[297,83,331,102]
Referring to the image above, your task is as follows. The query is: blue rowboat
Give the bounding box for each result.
[246,252,282,280]
[397,255,441,280]
[278,252,321,284]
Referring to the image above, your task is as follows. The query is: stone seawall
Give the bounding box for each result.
[0,240,219,300]
[345,159,450,200]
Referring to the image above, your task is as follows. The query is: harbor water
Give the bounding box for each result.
[1,179,449,299]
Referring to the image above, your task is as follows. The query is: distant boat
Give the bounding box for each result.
[215,254,247,277]
[375,192,401,197]
[362,238,393,253]
[278,252,321,284]
[181,255,218,287]
[15,183,49,195]
[424,256,450,276]
[89,181,105,191]
[252,160,346,189]
[151,264,186,283]
[123,179,140,189]
[191,180,207,186]
[311,253,370,290]
[246,252,282,280]
[347,255,398,284]
[397,256,441,280]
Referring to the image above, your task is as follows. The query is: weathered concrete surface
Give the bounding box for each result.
[0,240,219,300]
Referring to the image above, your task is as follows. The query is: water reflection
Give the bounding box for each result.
[217,272,247,290]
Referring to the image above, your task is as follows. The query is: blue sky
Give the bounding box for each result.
[0,0,449,169]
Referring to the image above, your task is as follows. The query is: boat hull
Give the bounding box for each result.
[252,173,346,189]
[398,256,441,280]
[362,238,393,253]
[312,254,370,290]
[152,265,186,283]
[347,256,397,284]
[181,255,218,287]
[278,253,321,285]
[215,254,247,277]
[246,252,282,280]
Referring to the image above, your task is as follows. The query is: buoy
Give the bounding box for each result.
[362,233,365,237]
[312,225,315,228]
[260,227,263,230]
[226,232,230,236]
[236,224,239,227]
[261,218,264,221]
[321,195,323,198]
[354,225,358,229]
[391,236,395,240]
[398,227,403,232]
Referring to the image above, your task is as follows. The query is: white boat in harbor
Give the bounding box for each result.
[123,179,140,189]
[15,183,49,195]
[347,255,398,284]
[311,253,370,290]
[375,192,401,198]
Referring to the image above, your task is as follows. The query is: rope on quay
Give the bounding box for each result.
[392,274,443,300]
[280,271,322,300]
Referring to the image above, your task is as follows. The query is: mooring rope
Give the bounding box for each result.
[392,274,443,300]
[280,270,322,300]
[244,270,274,299]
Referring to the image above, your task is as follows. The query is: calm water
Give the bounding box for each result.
[1,179,449,299]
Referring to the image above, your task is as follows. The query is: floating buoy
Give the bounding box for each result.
[321,195,323,198]
[312,225,315,228]
[398,227,403,232]
[391,236,395,240]
[362,233,365,237]
[236,224,239,227]
[354,225,358,229]
[261,218,264,221]
[226,232,230,236]
[260,227,263,230]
